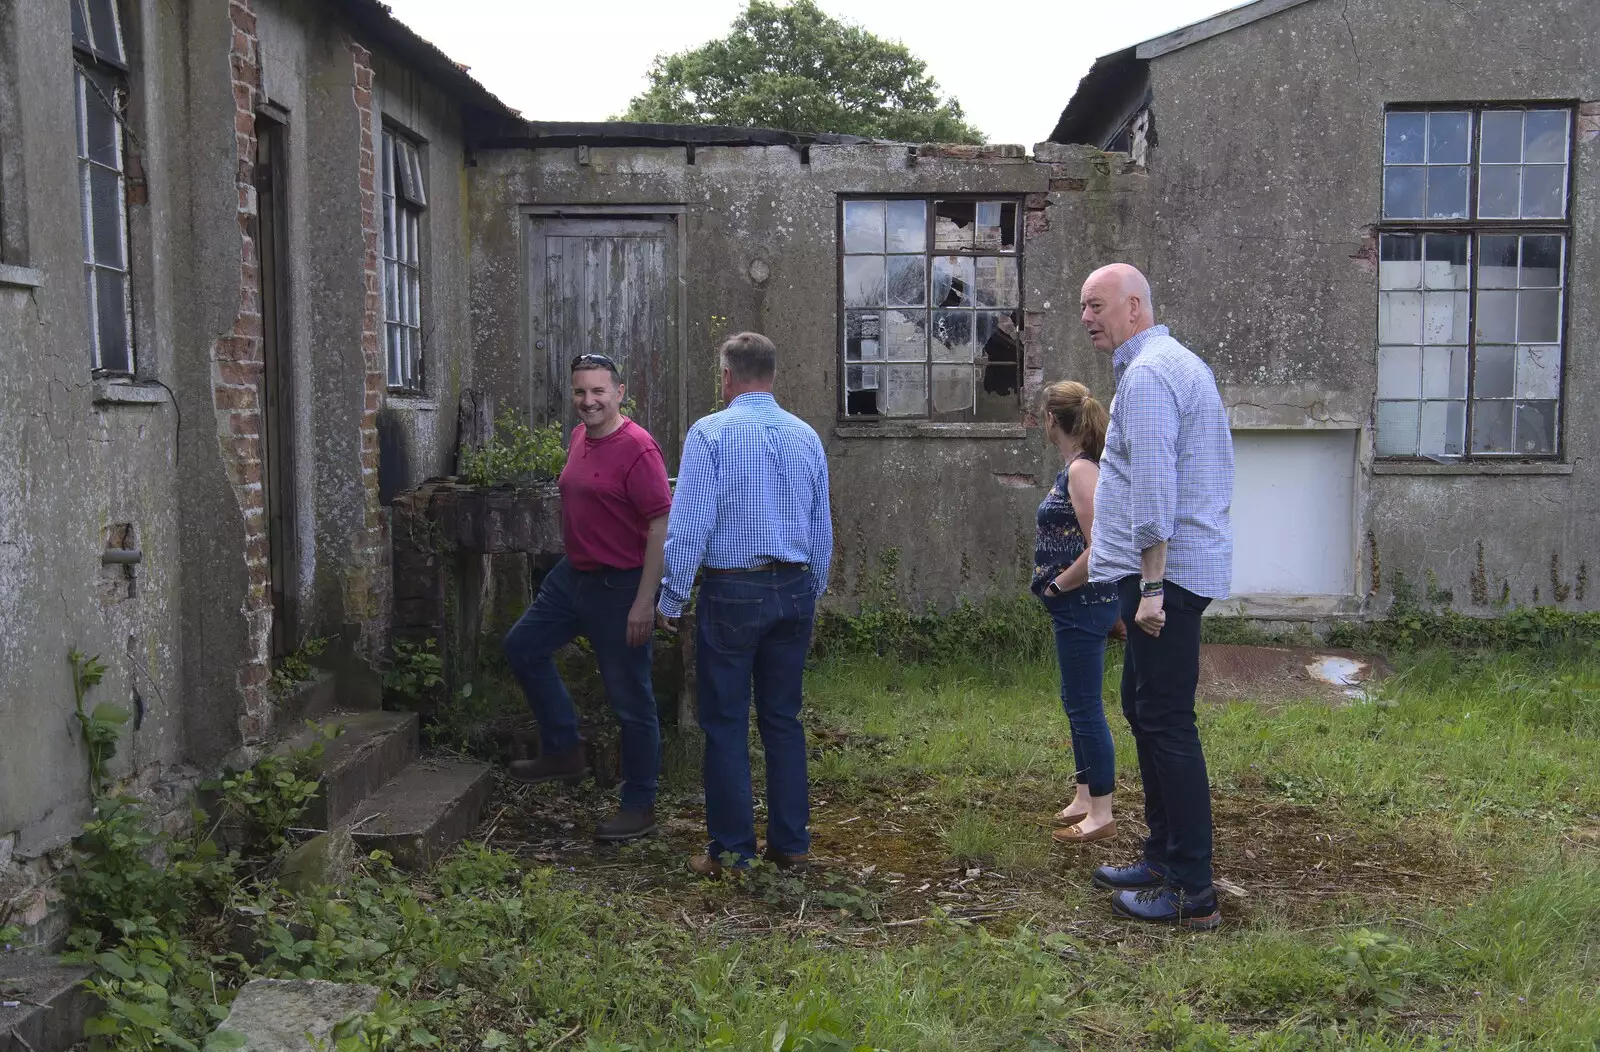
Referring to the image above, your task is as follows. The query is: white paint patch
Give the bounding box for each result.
[1306,655,1367,687]
[1230,429,1357,596]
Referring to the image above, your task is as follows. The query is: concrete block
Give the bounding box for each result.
[211,978,378,1051]
[349,758,493,869]
[0,953,97,1052]
[278,712,420,830]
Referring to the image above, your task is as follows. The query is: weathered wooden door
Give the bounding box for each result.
[528,217,681,468]
[253,113,296,659]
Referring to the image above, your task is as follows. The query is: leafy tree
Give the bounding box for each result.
[621,0,983,144]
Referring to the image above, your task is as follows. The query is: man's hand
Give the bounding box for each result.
[627,598,655,647]
[1135,593,1166,637]
[655,609,680,635]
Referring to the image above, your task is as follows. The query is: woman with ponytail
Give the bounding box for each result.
[1032,381,1122,844]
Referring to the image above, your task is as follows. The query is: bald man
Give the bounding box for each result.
[1080,264,1234,930]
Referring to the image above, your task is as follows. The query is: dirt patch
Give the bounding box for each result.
[1199,644,1391,707]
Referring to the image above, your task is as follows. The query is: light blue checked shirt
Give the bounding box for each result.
[1089,325,1235,600]
[658,392,833,618]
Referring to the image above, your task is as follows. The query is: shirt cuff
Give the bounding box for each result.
[1133,520,1172,552]
[657,592,686,618]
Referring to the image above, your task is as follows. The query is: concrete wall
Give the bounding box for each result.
[468,143,1152,609]
[1141,0,1600,612]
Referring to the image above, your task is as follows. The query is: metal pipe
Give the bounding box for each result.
[102,548,142,565]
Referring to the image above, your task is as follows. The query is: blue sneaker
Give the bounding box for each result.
[1091,859,1166,890]
[1111,885,1221,930]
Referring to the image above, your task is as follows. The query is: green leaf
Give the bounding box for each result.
[206,1031,250,1051]
[94,950,137,980]
[91,702,132,725]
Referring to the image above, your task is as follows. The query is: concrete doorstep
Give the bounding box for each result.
[0,953,97,1052]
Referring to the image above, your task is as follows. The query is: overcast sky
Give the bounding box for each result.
[380,0,1252,146]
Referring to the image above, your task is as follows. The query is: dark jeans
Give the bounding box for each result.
[1117,574,1213,895]
[1042,595,1120,797]
[502,558,660,812]
[696,566,816,863]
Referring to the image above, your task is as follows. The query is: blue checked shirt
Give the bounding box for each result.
[658,392,833,617]
[1089,325,1235,599]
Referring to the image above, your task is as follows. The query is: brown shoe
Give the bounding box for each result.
[1053,806,1090,827]
[688,853,726,879]
[1052,820,1117,845]
[762,847,810,873]
[595,808,657,842]
[507,745,591,785]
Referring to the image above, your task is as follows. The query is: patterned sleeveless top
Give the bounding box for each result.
[1032,454,1118,605]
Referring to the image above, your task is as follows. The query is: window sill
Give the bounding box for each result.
[93,379,169,406]
[833,421,1027,440]
[1372,460,1573,476]
[0,264,44,289]
[385,393,438,412]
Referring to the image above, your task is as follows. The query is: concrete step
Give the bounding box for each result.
[280,711,419,830]
[0,953,96,1052]
[348,758,494,869]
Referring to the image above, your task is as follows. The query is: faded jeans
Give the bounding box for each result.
[1042,593,1120,797]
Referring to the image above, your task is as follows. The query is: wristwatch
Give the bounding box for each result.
[1045,580,1063,597]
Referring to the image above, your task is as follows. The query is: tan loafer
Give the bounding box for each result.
[1054,807,1090,827]
[1052,820,1117,845]
[688,854,726,879]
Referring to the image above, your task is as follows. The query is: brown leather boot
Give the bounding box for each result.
[595,808,657,843]
[762,846,810,873]
[507,744,591,785]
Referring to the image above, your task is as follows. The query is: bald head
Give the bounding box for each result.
[1081,263,1156,353]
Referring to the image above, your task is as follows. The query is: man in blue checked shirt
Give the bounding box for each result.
[655,331,833,878]
[1080,263,1235,931]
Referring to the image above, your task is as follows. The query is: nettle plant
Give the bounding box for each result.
[457,409,566,488]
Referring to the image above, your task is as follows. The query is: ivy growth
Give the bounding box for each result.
[270,636,329,698]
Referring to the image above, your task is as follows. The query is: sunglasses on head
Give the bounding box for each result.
[571,353,617,371]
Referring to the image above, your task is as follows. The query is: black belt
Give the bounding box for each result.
[704,560,808,575]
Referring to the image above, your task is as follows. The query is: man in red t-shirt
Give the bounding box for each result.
[501,353,673,842]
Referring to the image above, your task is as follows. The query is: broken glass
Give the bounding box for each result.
[886,200,926,252]
[83,69,120,167]
[1375,401,1420,456]
[933,201,975,250]
[843,200,885,253]
[1520,235,1562,287]
[1378,292,1422,345]
[1377,347,1421,399]
[90,166,123,267]
[1521,165,1565,219]
[1517,289,1560,343]
[1475,291,1517,344]
[1385,112,1426,164]
[843,255,885,308]
[1515,345,1561,400]
[1382,167,1425,219]
[1470,400,1514,453]
[931,364,976,415]
[87,0,124,62]
[1514,401,1557,455]
[932,256,974,308]
[975,256,1019,308]
[94,268,130,373]
[1473,345,1514,398]
[1522,109,1569,164]
[1419,400,1465,456]
[882,309,926,361]
[1379,234,1422,290]
[974,202,1018,250]
[1426,165,1469,219]
[1427,111,1471,163]
[1422,346,1467,398]
[886,255,926,307]
[1423,292,1469,345]
[846,387,878,416]
[71,0,92,52]
[883,363,928,417]
[1477,166,1520,219]
[844,310,882,361]
[1480,110,1523,164]
[1423,234,1468,289]
[1477,235,1519,289]
[931,310,973,362]
[846,364,881,392]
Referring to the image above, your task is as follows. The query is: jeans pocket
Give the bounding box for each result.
[703,595,764,652]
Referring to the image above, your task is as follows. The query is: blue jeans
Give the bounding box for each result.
[1117,575,1213,895]
[696,566,816,863]
[501,558,660,812]
[1042,594,1120,797]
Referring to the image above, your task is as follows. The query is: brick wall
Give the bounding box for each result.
[213,0,274,743]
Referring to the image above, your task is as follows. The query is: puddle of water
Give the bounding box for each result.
[1307,656,1367,687]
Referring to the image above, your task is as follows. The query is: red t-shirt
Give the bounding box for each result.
[559,418,673,571]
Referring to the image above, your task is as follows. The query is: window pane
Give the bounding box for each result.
[885,200,925,252]
[1478,166,1520,219]
[1480,110,1523,164]
[844,310,881,361]
[886,255,926,307]
[87,0,124,62]
[1522,109,1569,164]
[1378,291,1422,344]
[383,197,396,259]
[883,309,926,361]
[384,259,398,323]
[407,267,420,327]
[930,309,973,362]
[406,142,427,207]
[974,202,1017,251]
[386,324,400,386]
[1470,399,1514,453]
[1473,345,1514,398]
[883,363,927,417]
[976,312,1021,373]
[381,133,396,196]
[1517,289,1560,343]
[1382,167,1425,219]
[1422,346,1467,398]
[1427,164,1469,218]
[974,256,1018,308]
[1423,292,1469,345]
[1515,345,1561,399]
[71,0,92,51]
[405,209,421,266]
[1379,234,1422,290]
[83,264,99,366]
[1384,112,1426,164]
[845,386,878,416]
[90,165,124,267]
[1423,234,1469,289]
[933,201,975,250]
[1426,111,1471,163]
[931,364,975,414]
[932,256,974,307]
[1514,401,1557,455]
[1377,346,1421,399]
[842,255,885,308]
[95,268,131,373]
[1477,235,1519,289]
[393,138,417,202]
[1520,235,1562,287]
[842,200,884,253]
[1376,401,1420,456]
[1420,400,1465,456]
[1521,165,1565,219]
[83,70,120,167]
[1475,291,1517,343]
[846,364,880,392]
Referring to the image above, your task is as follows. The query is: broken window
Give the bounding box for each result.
[72,0,133,374]
[1376,106,1572,459]
[840,197,1022,421]
[382,127,426,392]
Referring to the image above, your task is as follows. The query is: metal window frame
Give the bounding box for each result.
[380,125,427,394]
[1376,102,1576,461]
[835,193,1026,423]
[73,30,133,376]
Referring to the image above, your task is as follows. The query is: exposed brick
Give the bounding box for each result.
[1025,208,1051,238]
[1050,178,1088,192]
[216,360,262,387]
[238,661,269,687]
[214,384,258,411]
[1024,192,1050,211]
[229,410,263,436]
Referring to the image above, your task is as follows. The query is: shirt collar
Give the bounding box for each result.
[729,391,776,407]
[1112,324,1169,378]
